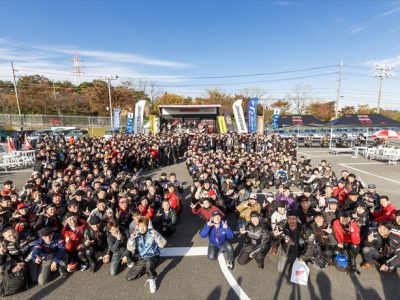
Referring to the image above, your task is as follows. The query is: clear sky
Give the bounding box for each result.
[0,0,399,109]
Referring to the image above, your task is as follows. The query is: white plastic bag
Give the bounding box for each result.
[290,258,309,285]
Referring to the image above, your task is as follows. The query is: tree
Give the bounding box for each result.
[340,105,356,115]
[153,93,187,115]
[306,101,335,121]
[287,84,313,115]
[271,100,291,115]
[356,104,376,114]
[129,79,163,103]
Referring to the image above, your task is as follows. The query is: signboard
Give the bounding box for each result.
[161,107,217,116]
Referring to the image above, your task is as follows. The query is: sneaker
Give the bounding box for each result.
[127,262,135,268]
[146,278,157,294]
[80,262,88,272]
[227,261,234,270]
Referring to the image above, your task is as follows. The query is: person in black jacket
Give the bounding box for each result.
[106,222,132,276]
[82,216,109,272]
[237,211,271,269]
[361,221,400,271]
[153,200,177,237]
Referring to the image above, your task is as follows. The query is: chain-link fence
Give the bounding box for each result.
[0,114,128,128]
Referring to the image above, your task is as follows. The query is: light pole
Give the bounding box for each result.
[375,65,393,113]
[11,62,23,128]
[105,75,118,130]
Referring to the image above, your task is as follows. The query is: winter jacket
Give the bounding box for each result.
[236,201,262,222]
[192,205,225,221]
[365,230,400,270]
[61,219,87,252]
[241,222,271,254]
[127,229,166,258]
[200,222,234,247]
[275,193,296,209]
[164,192,182,214]
[332,219,360,245]
[332,187,349,207]
[31,234,66,265]
[372,204,397,222]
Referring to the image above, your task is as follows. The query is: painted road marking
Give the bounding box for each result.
[339,163,400,184]
[297,151,352,158]
[161,247,251,300]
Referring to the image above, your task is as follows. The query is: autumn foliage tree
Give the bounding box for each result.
[306,101,335,121]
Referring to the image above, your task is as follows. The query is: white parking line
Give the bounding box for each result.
[339,163,400,184]
[161,247,251,300]
[298,151,352,158]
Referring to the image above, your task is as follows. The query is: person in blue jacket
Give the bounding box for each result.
[31,227,68,285]
[200,210,235,269]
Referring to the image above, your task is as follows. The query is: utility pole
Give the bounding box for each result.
[335,61,343,119]
[11,62,23,129]
[52,80,58,114]
[106,76,118,130]
[375,65,393,113]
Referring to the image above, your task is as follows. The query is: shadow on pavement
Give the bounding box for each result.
[349,273,381,300]
[316,272,331,300]
[380,270,400,300]
[206,285,222,300]
[26,276,68,300]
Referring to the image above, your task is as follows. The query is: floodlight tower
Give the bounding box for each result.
[375,65,393,113]
[73,51,84,85]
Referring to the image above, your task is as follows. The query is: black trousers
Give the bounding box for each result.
[126,256,160,281]
[237,244,270,268]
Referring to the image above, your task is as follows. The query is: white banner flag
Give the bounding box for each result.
[232,99,248,133]
[133,100,146,134]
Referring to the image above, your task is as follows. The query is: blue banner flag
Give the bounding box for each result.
[127,112,134,133]
[272,108,280,130]
[113,108,121,131]
[247,97,258,133]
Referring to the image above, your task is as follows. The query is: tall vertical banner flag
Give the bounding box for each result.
[149,115,156,135]
[257,116,264,134]
[247,97,258,133]
[217,116,227,134]
[272,108,281,129]
[113,108,121,131]
[232,99,248,133]
[126,112,134,134]
[134,100,146,134]
[224,111,234,132]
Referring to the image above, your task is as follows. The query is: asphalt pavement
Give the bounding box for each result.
[2,147,400,300]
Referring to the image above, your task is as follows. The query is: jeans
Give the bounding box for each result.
[207,241,234,263]
[362,247,380,264]
[237,244,270,268]
[110,253,122,276]
[126,256,160,280]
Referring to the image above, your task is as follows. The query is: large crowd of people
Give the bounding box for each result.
[0,132,399,297]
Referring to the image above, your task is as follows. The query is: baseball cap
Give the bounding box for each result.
[39,227,54,237]
[250,211,260,218]
[208,189,217,197]
[249,193,257,200]
[211,210,222,217]
[17,202,28,210]
[328,198,339,204]
[88,215,101,225]
[368,184,376,189]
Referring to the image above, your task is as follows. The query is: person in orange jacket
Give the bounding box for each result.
[332,211,360,271]
[372,196,397,223]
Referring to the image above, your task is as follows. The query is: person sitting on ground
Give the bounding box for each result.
[199,210,234,269]
[237,211,271,269]
[361,221,400,272]
[31,227,68,285]
[371,196,397,223]
[153,199,177,237]
[236,193,262,228]
[126,217,167,294]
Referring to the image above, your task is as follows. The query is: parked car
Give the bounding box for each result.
[27,130,53,147]
[65,129,88,140]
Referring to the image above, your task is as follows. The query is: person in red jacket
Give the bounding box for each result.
[332,180,349,208]
[372,196,397,223]
[332,210,360,271]
[164,184,182,215]
[61,212,88,271]
[190,198,225,221]
[138,197,154,219]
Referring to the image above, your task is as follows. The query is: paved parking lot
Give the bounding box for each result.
[2,147,400,300]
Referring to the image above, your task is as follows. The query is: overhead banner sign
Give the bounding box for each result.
[161,107,217,115]
[127,112,134,134]
[247,97,258,133]
[232,99,248,133]
[217,116,227,134]
[272,108,281,130]
[134,100,146,134]
[113,108,121,131]
[257,116,264,134]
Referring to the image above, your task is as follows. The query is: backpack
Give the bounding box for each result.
[0,267,27,296]
[335,254,349,272]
